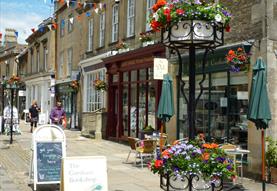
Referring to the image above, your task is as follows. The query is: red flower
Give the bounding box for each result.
[162,149,170,158]
[150,20,161,31]
[202,152,210,160]
[154,159,163,169]
[176,9,184,15]
[163,8,171,22]
[152,0,167,12]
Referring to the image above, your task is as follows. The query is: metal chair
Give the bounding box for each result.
[135,139,157,168]
[125,137,140,163]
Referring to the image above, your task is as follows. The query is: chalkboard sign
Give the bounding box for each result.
[36,142,62,182]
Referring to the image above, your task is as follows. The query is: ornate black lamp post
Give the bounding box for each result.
[3,77,23,144]
[161,20,224,140]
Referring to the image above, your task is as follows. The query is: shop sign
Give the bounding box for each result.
[18,90,26,96]
[60,156,108,191]
[154,58,168,80]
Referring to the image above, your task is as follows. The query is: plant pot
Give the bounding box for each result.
[118,48,129,54]
[270,167,277,183]
[142,41,155,47]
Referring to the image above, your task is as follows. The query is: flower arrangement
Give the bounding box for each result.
[93,79,107,91]
[149,0,232,32]
[149,136,236,182]
[2,75,22,88]
[115,40,128,51]
[139,31,154,43]
[69,80,79,91]
[226,47,250,72]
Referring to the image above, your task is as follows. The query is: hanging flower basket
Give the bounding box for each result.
[149,136,236,191]
[149,0,232,48]
[93,79,107,92]
[69,80,79,92]
[2,75,22,89]
[226,47,250,72]
[149,0,231,32]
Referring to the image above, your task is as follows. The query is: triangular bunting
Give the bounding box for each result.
[69,17,74,24]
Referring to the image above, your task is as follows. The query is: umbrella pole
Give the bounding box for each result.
[160,123,164,154]
[262,129,266,191]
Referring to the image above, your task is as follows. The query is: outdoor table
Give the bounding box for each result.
[224,148,250,186]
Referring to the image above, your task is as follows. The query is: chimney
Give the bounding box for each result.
[4,28,17,47]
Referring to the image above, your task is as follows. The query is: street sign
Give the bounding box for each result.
[30,125,66,191]
[60,156,108,191]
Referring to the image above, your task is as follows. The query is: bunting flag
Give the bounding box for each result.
[39,27,44,33]
[52,23,58,30]
[15,31,18,37]
[31,28,36,33]
[0,32,2,39]
[86,12,91,17]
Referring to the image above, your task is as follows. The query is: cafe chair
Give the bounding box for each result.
[135,139,157,168]
[125,137,140,164]
[220,144,243,182]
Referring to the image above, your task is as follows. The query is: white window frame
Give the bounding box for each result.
[127,0,135,37]
[67,48,73,77]
[84,69,106,112]
[112,4,119,42]
[88,18,94,51]
[99,13,105,47]
[59,51,64,78]
[146,0,155,31]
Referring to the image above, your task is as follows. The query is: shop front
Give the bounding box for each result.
[177,43,251,150]
[55,82,77,129]
[103,44,165,141]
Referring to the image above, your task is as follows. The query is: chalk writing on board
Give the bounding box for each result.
[37,142,62,182]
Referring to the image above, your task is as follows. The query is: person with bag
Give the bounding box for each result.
[29,100,40,133]
[50,101,66,128]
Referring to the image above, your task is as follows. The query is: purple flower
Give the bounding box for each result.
[194,0,202,4]
[227,165,232,171]
[215,157,225,163]
[222,10,232,17]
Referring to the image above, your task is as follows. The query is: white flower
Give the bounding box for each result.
[153,12,159,21]
[215,14,222,22]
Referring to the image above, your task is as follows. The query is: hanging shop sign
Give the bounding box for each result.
[154,58,168,80]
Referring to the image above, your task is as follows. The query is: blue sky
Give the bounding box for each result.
[0,0,54,44]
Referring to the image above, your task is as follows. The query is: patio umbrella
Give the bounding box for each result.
[157,74,175,153]
[247,57,271,191]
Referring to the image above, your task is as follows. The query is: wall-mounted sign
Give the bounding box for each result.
[154,58,168,80]
[18,90,26,96]
[237,91,248,100]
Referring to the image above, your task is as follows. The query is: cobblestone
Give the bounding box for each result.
[0,121,277,191]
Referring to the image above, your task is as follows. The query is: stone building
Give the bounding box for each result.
[0,28,26,116]
[24,18,56,124]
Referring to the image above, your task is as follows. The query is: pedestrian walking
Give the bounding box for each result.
[29,100,40,133]
[50,101,66,128]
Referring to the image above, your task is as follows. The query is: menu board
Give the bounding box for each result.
[36,142,63,182]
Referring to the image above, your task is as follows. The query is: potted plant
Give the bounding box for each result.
[139,31,154,47]
[266,136,277,183]
[226,47,250,72]
[149,0,232,32]
[149,136,236,190]
[115,40,129,53]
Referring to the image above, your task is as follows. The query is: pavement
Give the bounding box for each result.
[0,121,276,191]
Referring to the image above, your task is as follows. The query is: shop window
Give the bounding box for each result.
[84,69,106,112]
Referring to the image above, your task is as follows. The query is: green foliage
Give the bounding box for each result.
[266,137,277,168]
